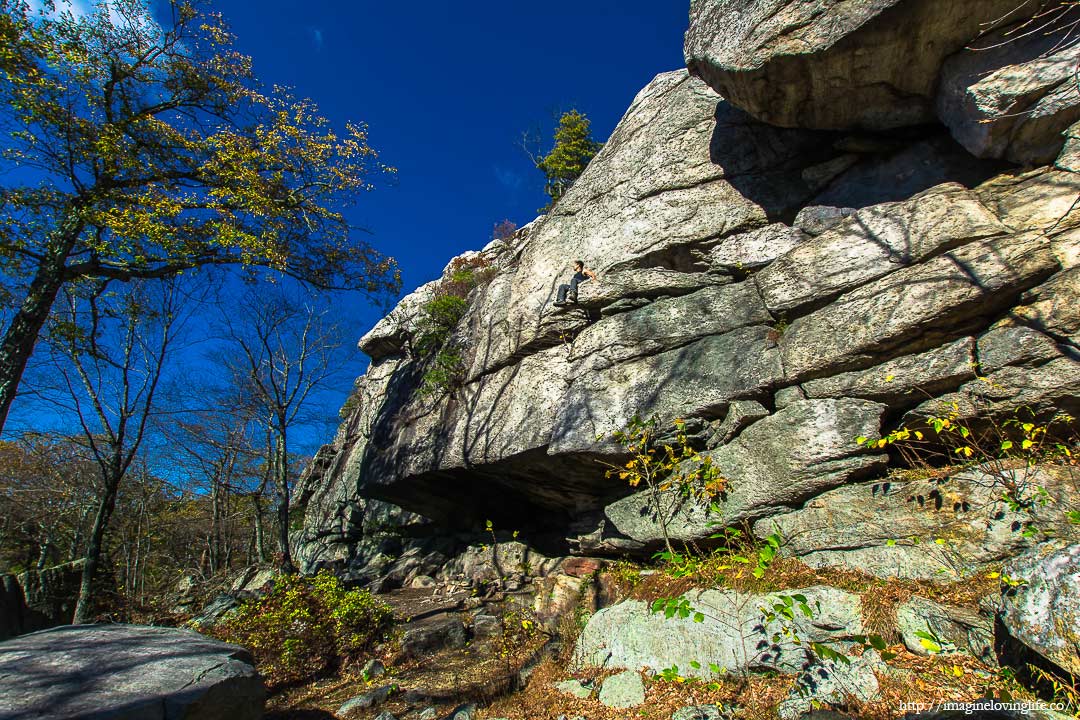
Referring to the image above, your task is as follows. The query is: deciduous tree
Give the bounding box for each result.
[0,0,400,432]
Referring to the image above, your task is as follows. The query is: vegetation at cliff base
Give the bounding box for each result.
[212,570,394,688]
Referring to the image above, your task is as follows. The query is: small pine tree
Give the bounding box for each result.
[536,110,602,207]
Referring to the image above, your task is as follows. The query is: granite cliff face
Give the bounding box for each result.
[295,1,1080,593]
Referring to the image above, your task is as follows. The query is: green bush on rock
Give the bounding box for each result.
[211,571,393,687]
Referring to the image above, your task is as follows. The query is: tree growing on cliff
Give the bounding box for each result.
[0,0,400,433]
[524,110,602,208]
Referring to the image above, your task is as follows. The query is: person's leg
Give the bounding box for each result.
[556,283,569,303]
[568,276,580,302]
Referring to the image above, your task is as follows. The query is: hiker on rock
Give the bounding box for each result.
[554,260,598,306]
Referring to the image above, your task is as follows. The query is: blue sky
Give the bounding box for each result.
[209,0,691,331]
[7,0,692,455]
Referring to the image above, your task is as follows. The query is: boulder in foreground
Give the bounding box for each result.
[0,624,264,720]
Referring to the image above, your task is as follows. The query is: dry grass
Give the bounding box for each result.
[482,659,793,720]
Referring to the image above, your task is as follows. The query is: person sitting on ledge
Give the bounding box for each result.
[553,259,598,307]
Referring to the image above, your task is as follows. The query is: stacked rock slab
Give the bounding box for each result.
[296,0,1080,603]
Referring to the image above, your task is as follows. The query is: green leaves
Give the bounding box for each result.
[650,595,704,622]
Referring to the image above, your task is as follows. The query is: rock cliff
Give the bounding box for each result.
[295,0,1080,595]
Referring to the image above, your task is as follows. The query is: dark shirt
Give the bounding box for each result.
[573,270,588,283]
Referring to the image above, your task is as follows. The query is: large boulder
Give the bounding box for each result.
[573,585,863,676]
[1000,541,1080,676]
[683,0,1037,130]
[0,624,264,720]
[937,8,1080,165]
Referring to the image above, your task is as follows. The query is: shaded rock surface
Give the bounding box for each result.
[0,624,264,720]
[1000,540,1080,676]
[0,561,83,641]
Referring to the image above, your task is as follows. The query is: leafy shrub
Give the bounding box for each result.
[212,570,394,688]
[491,219,518,242]
[413,255,496,397]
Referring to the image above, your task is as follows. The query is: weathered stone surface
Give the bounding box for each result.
[1057,120,1080,172]
[906,356,1080,425]
[684,0,1032,130]
[337,685,396,715]
[758,184,1007,314]
[598,670,645,709]
[758,466,1080,579]
[709,399,769,445]
[781,231,1061,381]
[399,617,467,661]
[793,206,856,236]
[673,707,726,720]
[573,586,862,676]
[554,678,593,699]
[550,326,784,455]
[895,597,994,664]
[0,624,264,720]
[976,325,1065,374]
[574,269,726,310]
[706,223,808,270]
[776,648,884,720]
[359,280,438,361]
[979,168,1080,233]
[937,13,1080,165]
[1001,541,1080,676]
[1007,266,1080,339]
[604,399,886,544]
[567,281,771,367]
[801,337,976,407]
[461,69,841,384]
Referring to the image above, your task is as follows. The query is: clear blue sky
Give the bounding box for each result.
[210,0,691,332]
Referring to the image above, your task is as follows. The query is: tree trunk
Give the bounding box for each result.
[274,429,295,574]
[0,226,81,434]
[252,494,266,563]
[73,467,121,624]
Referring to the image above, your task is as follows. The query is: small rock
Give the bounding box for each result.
[442,704,476,720]
[471,612,501,638]
[361,658,385,680]
[373,713,397,720]
[409,574,438,589]
[561,557,603,577]
[554,678,593,699]
[400,618,467,660]
[673,705,726,720]
[598,669,645,709]
[793,206,856,236]
[337,684,395,715]
[418,709,437,720]
[1001,540,1080,676]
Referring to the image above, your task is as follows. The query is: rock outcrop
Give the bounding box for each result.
[0,561,84,641]
[294,0,1080,605]
[0,624,264,720]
